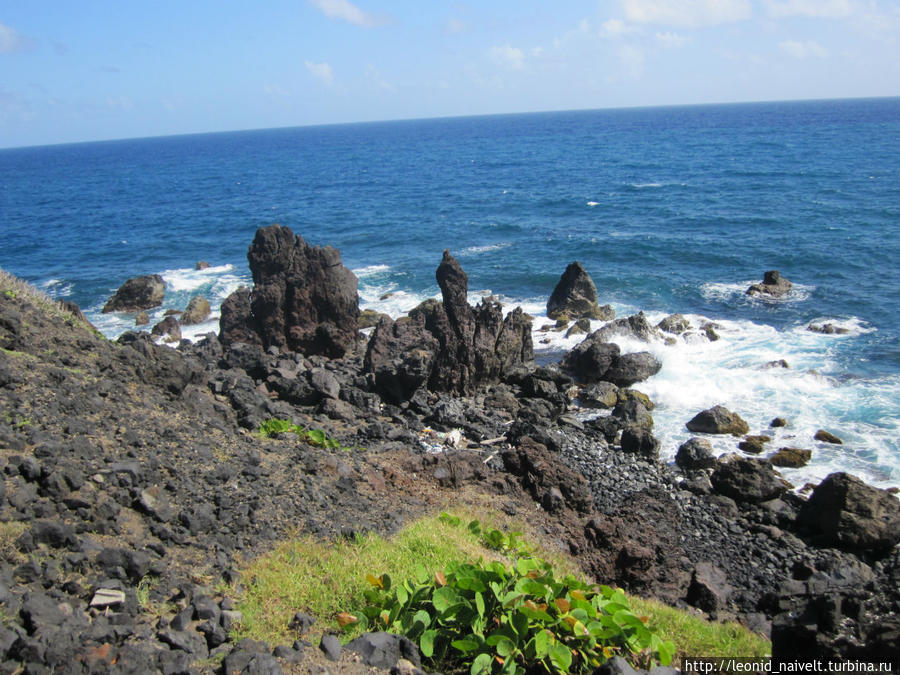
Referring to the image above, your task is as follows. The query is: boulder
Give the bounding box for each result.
[686,405,749,436]
[657,313,691,335]
[134,311,149,326]
[814,429,843,444]
[150,316,181,343]
[675,438,716,471]
[195,261,211,270]
[180,296,211,325]
[738,435,771,454]
[594,312,658,343]
[770,447,812,468]
[686,562,732,613]
[807,322,850,335]
[747,270,792,298]
[711,457,789,503]
[359,308,390,329]
[620,426,660,459]
[219,225,359,357]
[604,352,662,387]
[546,262,607,320]
[345,632,421,670]
[561,334,620,382]
[797,472,900,551]
[366,251,532,397]
[102,274,165,313]
[578,382,619,409]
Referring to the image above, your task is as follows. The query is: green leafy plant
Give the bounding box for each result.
[346,519,675,674]
[256,418,346,450]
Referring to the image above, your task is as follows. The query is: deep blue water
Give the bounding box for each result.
[2,97,899,487]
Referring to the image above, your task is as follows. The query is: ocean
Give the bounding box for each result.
[2,97,899,490]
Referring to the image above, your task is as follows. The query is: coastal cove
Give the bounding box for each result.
[2,98,899,491]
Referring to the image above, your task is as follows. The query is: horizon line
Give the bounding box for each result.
[3,94,898,152]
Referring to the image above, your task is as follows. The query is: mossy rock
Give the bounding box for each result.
[770,447,812,468]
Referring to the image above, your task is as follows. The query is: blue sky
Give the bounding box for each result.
[1,0,898,147]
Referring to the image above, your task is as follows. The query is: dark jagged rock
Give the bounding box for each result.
[746,270,792,298]
[686,562,732,613]
[346,632,422,670]
[220,225,359,357]
[150,315,181,343]
[738,435,770,454]
[686,405,749,436]
[102,274,165,313]
[710,456,789,503]
[620,426,659,459]
[180,296,211,325]
[366,251,532,398]
[797,472,900,551]
[501,437,593,514]
[807,322,850,335]
[546,262,609,320]
[657,313,691,335]
[561,334,620,382]
[675,438,716,471]
[594,312,658,343]
[604,352,661,387]
[770,447,811,468]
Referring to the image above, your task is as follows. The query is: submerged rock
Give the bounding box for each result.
[747,270,792,298]
[102,274,165,313]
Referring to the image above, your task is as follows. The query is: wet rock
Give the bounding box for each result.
[738,435,771,454]
[711,457,789,503]
[657,313,691,335]
[196,261,211,270]
[814,429,842,444]
[675,438,716,471]
[770,447,812,468]
[807,322,850,335]
[561,335,620,382]
[686,405,749,436]
[594,312,658,343]
[546,262,607,320]
[604,352,662,387]
[150,315,182,343]
[797,472,900,551]
[770,417,788,428]
[565,318,592,337]
[180,296,211,325]
[220,225,359,357]
[135,312,149,326]
[102,274,165,313]
[747,270,792,298]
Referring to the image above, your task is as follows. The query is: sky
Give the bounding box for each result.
[1,0,899,148]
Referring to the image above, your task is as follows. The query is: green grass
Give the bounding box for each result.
[0,267,94,332]
[630,596,770,662]
[231,512,771,665]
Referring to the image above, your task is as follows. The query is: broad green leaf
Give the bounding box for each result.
[468,520,482,536]
[395,585,408,606]
[456,574,488,592]
[549,643,572,672]
[495,637,516,657]
[414,564,429,584]
[452,637,481,653]
[432,586,458,613]
[413,609,431,629]
[420,629,438,658]
[471,652,492,675]
[515,578,548,598]
[532,628,551,658]
[475,591,485,617]
[656,639,676,666]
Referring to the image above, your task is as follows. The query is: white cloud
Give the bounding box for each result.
[764,0,853,18]
[0,22,29,54]
[656,31,690,47]
[622,0,752,27]
[780,39,828,58]
[600,18,639,36]
[307,0,380,27]
[305,60,334,86]
[618,45,646,78]
[490,45,526,70]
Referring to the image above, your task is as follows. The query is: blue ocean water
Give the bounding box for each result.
[2,98,899,488]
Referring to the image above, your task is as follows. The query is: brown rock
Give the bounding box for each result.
[770,447,812,468]
[814,429,843,444]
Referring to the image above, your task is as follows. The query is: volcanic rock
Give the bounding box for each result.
[797,472,900,551]
[594,312,658,343]
[561,334,620,382]
[686,405,749,436]
[219,225,359,357]
[814,429,842,444]
[102,274,165,313]
[657,313,691,335]
[686,562,732,613]
[738,435,771,454]
[367,251,532,397]
[150,316,181,343]
[604,352,662,387]
[675,438,716,471]
[546,262,608,320]
[747,270,792,298]
[770,447,812,468]
[180,296,211,325]
[711,457,789,503]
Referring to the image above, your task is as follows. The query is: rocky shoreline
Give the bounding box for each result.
[0,226,898,673]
